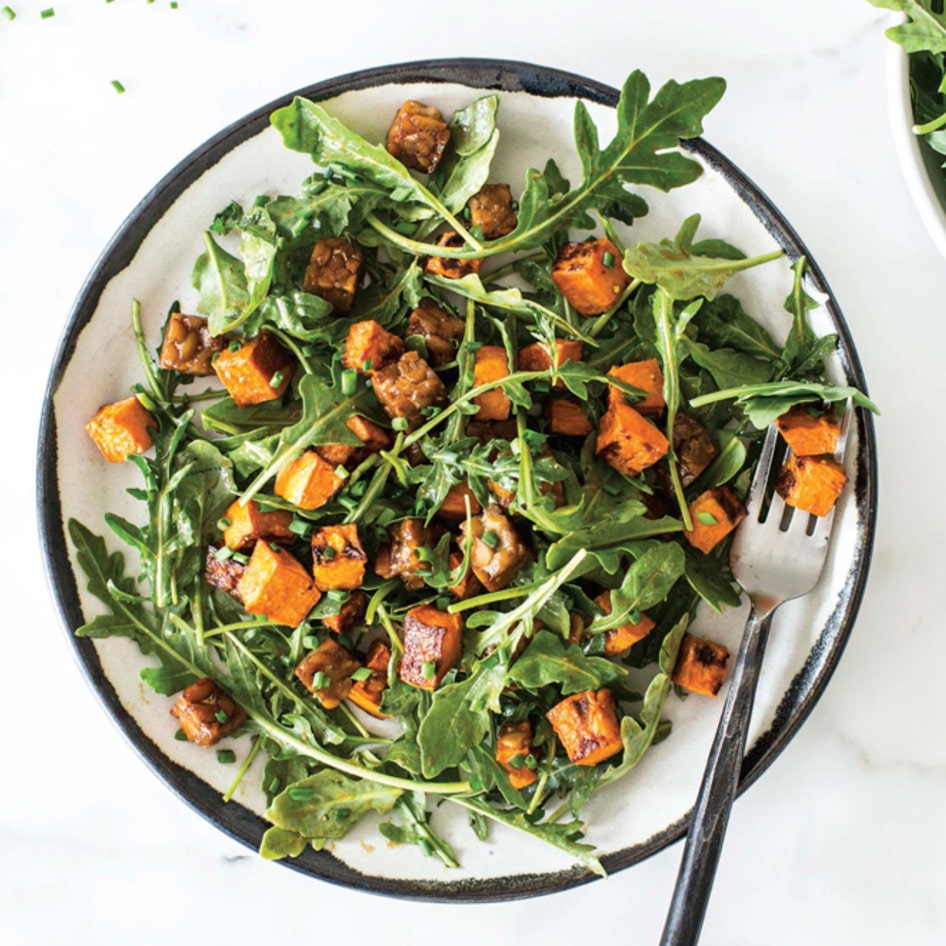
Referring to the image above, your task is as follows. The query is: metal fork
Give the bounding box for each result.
[659,407,852,946]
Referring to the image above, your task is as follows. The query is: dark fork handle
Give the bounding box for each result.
[659,604,775,946]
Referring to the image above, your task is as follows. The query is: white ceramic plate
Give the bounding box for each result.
[38,59,877,901]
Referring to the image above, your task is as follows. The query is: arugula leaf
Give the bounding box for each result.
[260,826,309,860]
[867,0,946,54]
[507,631,624,695]
[679,336,772,389]
[683,548,742,613]
[192,232,250,335]
[693,293,781,361]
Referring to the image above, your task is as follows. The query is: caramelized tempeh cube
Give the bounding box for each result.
[322,589,367,635]
[593,590,655,658]
[473,345,512,421]
[546,397,594,437]
[775,454,847,517]
[274,449,345,511]
[460,503,528,592]
[171,677,246,747]
[546,688,623,766]
[302,237,364,314]
[295,638,362,709]
[160,312,224,375]
[684,486,747,554]
[237,541,321,627]
[347,640,392,718]
[212,332,294,407]
[342,320,405,375]
[595,400,669,476]
[222,499,294,552]
[673,412,719,487]
[424,231,483,280]
[607,359,665,415]
[375,518,437,590]
[311,524,367,591]
[385,100,450,173]
[399,605,464,690]
[775,404,841,457]
[551,238,631,316]
[496,721,538,789]
[86,396,156,463]
[406,303,464,367]
[467,183,518,239]
[672,633,729,697]
[371,351,446,430]
[204,545,245,598]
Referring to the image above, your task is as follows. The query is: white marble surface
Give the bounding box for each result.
[4,0,943,942]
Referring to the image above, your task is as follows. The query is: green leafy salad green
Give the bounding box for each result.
[70,68,876,875]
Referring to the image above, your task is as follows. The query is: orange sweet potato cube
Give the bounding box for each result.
[311,523,367,591]
[86,396,156,463]
[551,238,630,316]
[546,688,623,766]
[302,237,364,314]
[447,551,484,600]
[684,486,748,554]
[342,320,405,375]
[317,415,393,471]
[222,499,294,552]
[496,721,538,789]
[593,590,655,657]
[160,312,224,375]
[595,400,669,476]
[517,339,583,389]
[274,450,345,511]
[607,359,665,415]
[467,183,518,240]
[322,589,367,635]
[424,230,483,280]
[347,640,392,719]
[775,454,848,517]
[294,638,361,709]
[775,404,841,457]
[237,541,321,627]
[473,345,512,421]
[436,482,482,521]
[385,100,450,174]
[212,332,294,407]
[399,605,464,690]
[170,677,246,747]
[672,633,730,697]
[546,397,593,437]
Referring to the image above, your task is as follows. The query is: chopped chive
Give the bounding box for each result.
[696,511,719,526]
[231,551,249,566]
[415,546,433,562]
[287,785,315,801]
[214,545,234,562]
[216,749,236,764]
[507,753,526,770]
[391,417,408,431]
[350,480,367,498]
[421,660,437,681]
[341,368,358,395]
[602,251,615,268]
[40,7,54,18]
[320,546,337,561]
[268,776,281,794]
[311,671,330,689]
[435,596,451,611]
[227,340,242,353]
[337,495,357,512]
[269,370,284,388]
[214,710,229,724]
[462,341,483,353]
[524,754,538,770]
[362,358,374,372]
[481,529,500,549]
[302,634,320,649]
[334,464,349,479]
[289,518,310,537]
[628,609,642,625]
[301,344,315,357]
[111,80,126,94]
[216,517,231,531]
[2,6,15,19]
[170,1,178,7]
[174,728,189,741]
[470,225,484,241]
[421,405,441,419]
[351,667,372,682]
[269,541,282,552]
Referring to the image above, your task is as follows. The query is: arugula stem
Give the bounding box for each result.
[588,278,640,338]
[395,796,460,869]
[447,584,536,614]
[915,109,946,136]
[375,603,404,657]
[481,251,545,284]
[222,736,262,803]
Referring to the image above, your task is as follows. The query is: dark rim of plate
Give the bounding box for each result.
[36,58,877,903]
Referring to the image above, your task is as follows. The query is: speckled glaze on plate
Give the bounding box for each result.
[37,59,877,901]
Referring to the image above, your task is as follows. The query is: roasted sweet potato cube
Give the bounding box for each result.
[775,454,847,517]
[213,333,294,407]
[375,518,437,590]
[518,339,583,389]
[204,545,245,598]
[371,351,446,430]
[467,183,517,240]
[385,100,450,173]
[86,396,156,463]
[461,503,528,592]
[222,499,294,552]
[775,404,841,457]
[551,238,631,316]
[160,312,224,375]
[436,482,482,521]
[424,230,483,280]
[317,414,393,470]
[684,486,748,554]
[399,605,464,690]
[593,590,655,658]
[546,688,623,766]
[465,418,518,444]
[547,397,593,437]
[274,450,345,511]
[347,640,392,718]
[311,523,367,591]
[170,677,246,747]
[342,320,405,375]
[322,589,367,635]
[447,550,484,600]
[496,721,538,789]
[473,345,512,421]
[672,633,729,697]
[302,237,364,314]
[673,412,719,487]
[607,359,665,415]
[595,400,669,476]
[295,638,362,709]
[237,541,321,627]
[406,303,464,367]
